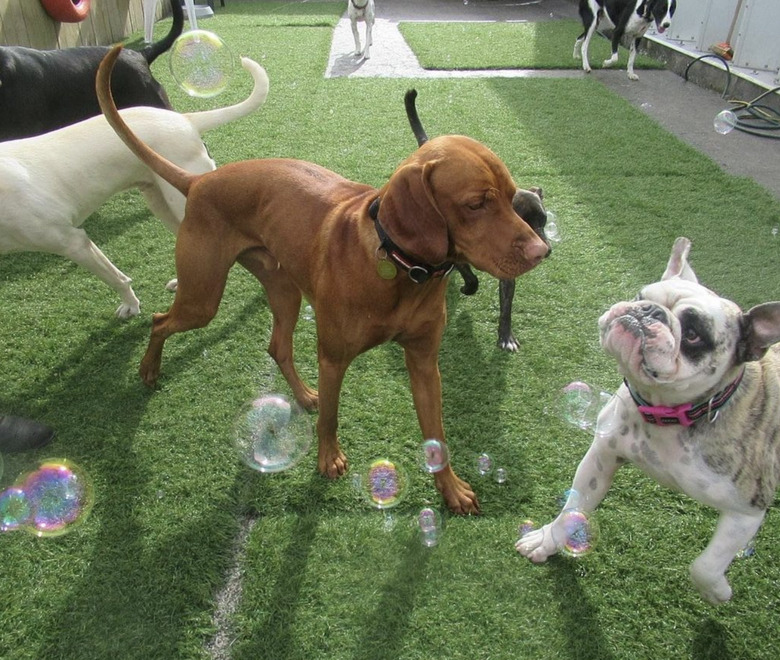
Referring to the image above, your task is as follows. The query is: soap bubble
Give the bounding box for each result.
[736,536,756,559]
[553,508,598,558]
[0,487,32,532]
[476,453,493,476]
[363,459,407,509]
[517,519,537,538]
[494,467,507,484]
[713,109,737,135]
[420,439,449,473]
[169,29,234,98]
[772,226,779,238]
[557,488,583,510]
[557,381,612,431]
[234,393,312,473]
[418,507,442,547]
[545,210,561,243]
[0,459,94,537]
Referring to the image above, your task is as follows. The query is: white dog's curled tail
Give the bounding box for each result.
[187,57,270,134]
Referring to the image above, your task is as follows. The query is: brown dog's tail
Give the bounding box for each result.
[96,45,195,197]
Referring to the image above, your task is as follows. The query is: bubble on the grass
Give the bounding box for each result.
[558,381,612,431]
[420,439,449,473]
[418,507,442,547]
[169,29,234,98]
[234,393,312,473]
[517,519,537,538]
[553,508,598,558]
[364,459,407,509]
[772,226,779,238]
[15,459,94,537]
[495,467,507,484]
[545,210,561,243]
[713,109,737,135]
[0,487,32,532]
[476,453,493,476]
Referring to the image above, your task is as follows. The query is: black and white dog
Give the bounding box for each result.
[0,0,182,141]
[574,0,676,80]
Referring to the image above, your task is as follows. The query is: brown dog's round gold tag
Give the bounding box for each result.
[376,259,397,280]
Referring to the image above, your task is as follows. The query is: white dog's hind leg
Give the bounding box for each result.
[140,183,187,291]
[573,37,584,60]
[690,510,765,605]
[59,229,141,318]
[580,21,599,72]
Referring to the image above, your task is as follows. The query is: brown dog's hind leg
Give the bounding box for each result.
[239,252,319,411]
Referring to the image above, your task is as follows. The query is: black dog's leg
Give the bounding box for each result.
[456,265,479,296]
[497,278,518,352]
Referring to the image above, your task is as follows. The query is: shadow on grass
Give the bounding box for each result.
[692,618,731,660]
[550,559,616,660]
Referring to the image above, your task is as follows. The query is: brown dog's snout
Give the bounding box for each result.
[525,238,550,265]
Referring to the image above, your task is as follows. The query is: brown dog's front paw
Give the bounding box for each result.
[139,360,160,388]
[295,386,319,412]
[436,471,480,515]
[318,449,348,478]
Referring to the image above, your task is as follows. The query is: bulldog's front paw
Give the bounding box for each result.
[515,523,559,562]
[116,301,140,319]
[690,559,733,605]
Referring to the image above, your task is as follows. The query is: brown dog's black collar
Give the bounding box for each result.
[369,197,454,284]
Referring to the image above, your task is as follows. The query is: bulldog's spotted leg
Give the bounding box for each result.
[516,432,623,561]
[690,510,765,605]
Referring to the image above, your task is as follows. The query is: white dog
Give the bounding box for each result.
[0,58,268,318]
[348,0,374,60]
[517,238,780,604]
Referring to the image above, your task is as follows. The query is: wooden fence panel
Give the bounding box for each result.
[0,0,165,49]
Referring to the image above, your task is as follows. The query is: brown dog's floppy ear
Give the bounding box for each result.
[378,161,449,265]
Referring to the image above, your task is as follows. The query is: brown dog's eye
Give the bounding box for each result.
[467,200,485,211]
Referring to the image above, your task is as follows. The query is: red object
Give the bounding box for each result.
[40,0,91,23]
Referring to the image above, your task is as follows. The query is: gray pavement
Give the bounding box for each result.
[324,0,780,202]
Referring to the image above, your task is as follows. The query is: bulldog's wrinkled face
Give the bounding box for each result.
[598,238,742,403]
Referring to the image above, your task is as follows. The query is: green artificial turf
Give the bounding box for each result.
[399,19,666,70]
[2,2,780,659]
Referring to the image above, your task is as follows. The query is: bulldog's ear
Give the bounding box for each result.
[738,302,780,362]
[662,237,698,283]
[378,161,449,265]
[529,186,543,200]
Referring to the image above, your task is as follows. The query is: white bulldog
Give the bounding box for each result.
[517,237,780,604]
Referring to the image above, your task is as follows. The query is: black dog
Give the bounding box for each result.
[404,89,551,352]
[0,0,183,141]
[574,0,675,80]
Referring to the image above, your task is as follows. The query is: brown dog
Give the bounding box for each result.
[96,46,548,514]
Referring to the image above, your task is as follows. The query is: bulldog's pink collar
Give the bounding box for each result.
[625,368,745,427]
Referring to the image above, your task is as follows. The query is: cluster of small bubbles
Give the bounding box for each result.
[302,304,314,321]
[736,536,756,559]
[169,29,234,98]
[517,519,537,538]
[418,507,443,547]
[364,459,407,509]
[234,393,312,473]
[0,459,94,537]
[553,508,598,558]
[713,109,737,135]
[420,439,449,473]
[557,381,613,433]
[476,453,492,476]
[545,210,561,244]
[557,488,583,510]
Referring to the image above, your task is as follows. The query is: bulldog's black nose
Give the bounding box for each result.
[639,303,667,323]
